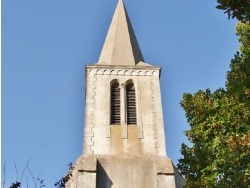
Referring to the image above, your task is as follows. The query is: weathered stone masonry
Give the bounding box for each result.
[66,0,184,187]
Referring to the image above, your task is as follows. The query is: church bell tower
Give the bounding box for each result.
[66,0,184,187]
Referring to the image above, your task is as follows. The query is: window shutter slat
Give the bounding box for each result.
[126,83,137,124]
[111,83,121,124]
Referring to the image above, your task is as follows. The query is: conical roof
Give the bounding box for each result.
[98,0,145,65]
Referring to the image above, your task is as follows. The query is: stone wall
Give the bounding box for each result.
[83,65,167,156]
[66,155,180,188]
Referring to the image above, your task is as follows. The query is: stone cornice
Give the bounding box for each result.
[85,65,161,77]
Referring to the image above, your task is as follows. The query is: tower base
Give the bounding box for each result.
[66,155,184,188]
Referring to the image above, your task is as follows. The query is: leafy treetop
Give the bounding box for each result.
[216,0,250,22]
[178,22,250,187]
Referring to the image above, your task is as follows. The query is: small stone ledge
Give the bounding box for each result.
[74,155,174,174]
[155,156,174,174]
[78,157,97,172]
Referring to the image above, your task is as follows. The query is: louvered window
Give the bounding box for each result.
[111,82,121,124]
[126,83,137,124]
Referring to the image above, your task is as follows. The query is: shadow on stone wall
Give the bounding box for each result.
[96,160,113,188]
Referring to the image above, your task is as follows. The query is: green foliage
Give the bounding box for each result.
[54,163,74,188]
[226,23,250,94]
[9,182,21,188]
[216,0,250,22]
[178,22,250,187]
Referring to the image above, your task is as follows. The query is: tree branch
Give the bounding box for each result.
[20,157,32,183]
[27,165,36,188]
[14,162,19,181]
[2,162,6,188]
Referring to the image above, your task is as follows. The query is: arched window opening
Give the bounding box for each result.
[126,83,137,124]
[111,82,121,124]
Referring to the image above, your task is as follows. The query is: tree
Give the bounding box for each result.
[2,160,46,188]
[177,22,250,187]
[2,160,73,188]
[216,0,250,22]
[54,163,74,188]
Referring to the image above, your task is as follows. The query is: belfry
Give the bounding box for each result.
[66,0,184,187]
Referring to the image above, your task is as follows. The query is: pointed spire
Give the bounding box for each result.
[98,0,144,65]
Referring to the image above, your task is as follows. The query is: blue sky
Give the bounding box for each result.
[2,0,237,187]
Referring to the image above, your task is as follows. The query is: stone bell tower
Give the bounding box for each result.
[66,0,184,187]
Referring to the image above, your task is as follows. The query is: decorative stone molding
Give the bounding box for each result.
[83,72,97,155]
[87,67,160,77]
[135,81,143,139]
[151,79,160,154]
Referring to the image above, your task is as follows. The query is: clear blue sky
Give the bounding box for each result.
[2,0,237,187]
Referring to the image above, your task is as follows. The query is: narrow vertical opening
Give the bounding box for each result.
[126,82,137,124]
[111,81,121,125]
